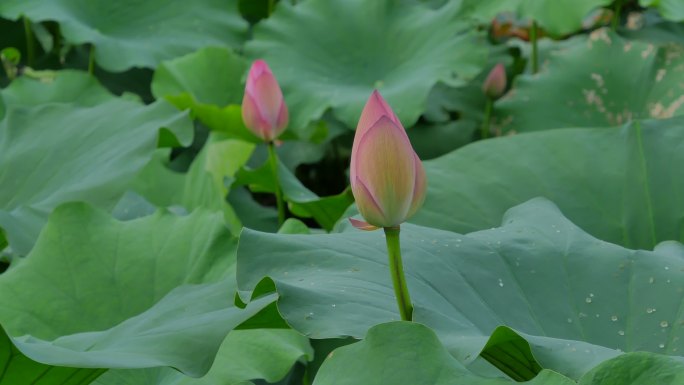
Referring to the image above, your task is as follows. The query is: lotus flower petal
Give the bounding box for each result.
[352,176,388,228]
[406,152,427,219]
[242,92,271,140]
[349,218,380,231]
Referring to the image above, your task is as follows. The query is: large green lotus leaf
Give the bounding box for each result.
[238,198,684,379]
[579,352,684,384]
[94,329,313,385]
[0,328,105,385]
[313,322,575,385]
[457,0,611,36]
[244,0,486,130]
[640,0,684,22]
[416,116,684,250]
[132,133,255,233]
[0,0,247,72]
[0,92,192,255]
[0,204,274,376]
[0,70,114,119]
[494,30,684,133]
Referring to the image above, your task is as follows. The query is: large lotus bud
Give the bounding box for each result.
[482,63,507,99]
[241,60,289,141]
[349,90,427,230]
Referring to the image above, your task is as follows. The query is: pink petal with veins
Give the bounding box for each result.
[351,176,387,228]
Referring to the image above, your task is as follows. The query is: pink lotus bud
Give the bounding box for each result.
[482,63,507,99]
[349,90,427,230]
[242,60,289,142]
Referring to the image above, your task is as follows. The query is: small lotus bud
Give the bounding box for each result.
[482,63,507,99]
[242,60,289,142]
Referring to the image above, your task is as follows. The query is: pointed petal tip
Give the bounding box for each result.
[349,218,380,231]
[247,60,274,83]
[356,90,403,139]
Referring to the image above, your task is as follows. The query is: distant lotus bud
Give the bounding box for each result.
[349,90,427,230]
[482,63,507,99]
[242,60,289,142]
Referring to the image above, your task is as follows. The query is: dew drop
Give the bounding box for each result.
[611,315,618,322]
[498,279,504,287]
[618,330,625,336]
[567,318,573,323]
[649,277,655,284]
[665,266,670,270]
[659,343,665,349]
[647,307,656,314]
[585,297,592,303]
[661,321,669,328]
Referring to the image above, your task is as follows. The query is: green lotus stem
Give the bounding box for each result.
[88,45,95,75]
[384,226,413,321]
[482,97,493,139]
[268,141,286,226]
[22,17,35,68]
[530,21,539,74]
[612,0,622,31]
